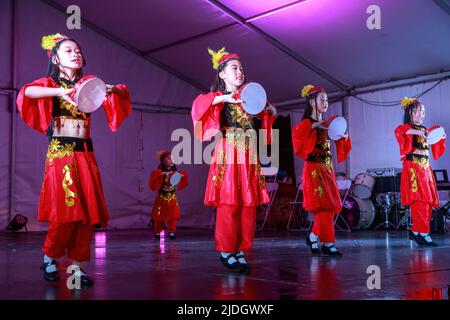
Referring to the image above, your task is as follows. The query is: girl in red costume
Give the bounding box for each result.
[395,97,445,247]
[191,47,276,272]
[292,85,351,256]
[149,151,188,240]
[16,33,131,285]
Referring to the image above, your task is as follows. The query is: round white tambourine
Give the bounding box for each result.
[327,116,347,141]
[73,75,106,113]
[169,172,183,186]
[239,82,267,115]
[427,127,445,145]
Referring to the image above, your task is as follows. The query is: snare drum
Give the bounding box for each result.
[340,196,375,230]
[375,192,401,208]
[236,82,267,115]
[351,173,375,199]
[71,75,106,113]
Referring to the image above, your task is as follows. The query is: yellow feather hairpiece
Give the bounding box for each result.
[401,97,417,109]
[208,47,229,70]
[301,85,315,98]
[41,33,65,51]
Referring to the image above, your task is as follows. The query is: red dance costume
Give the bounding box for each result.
[394,124,446,233]
[292,117,351,242]
[17,76,131,261]
[192,92,275,252]
[149,167,188,233]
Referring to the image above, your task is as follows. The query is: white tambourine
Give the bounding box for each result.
[169,172,183,186]
[427,127,446,145]
[327,116,347,141]
[237,82,267,115]
[72,75,106,113]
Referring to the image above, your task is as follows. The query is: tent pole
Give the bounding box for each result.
[342,96,351,178]
[8,0,17,223]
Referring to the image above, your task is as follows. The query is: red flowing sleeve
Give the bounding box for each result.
[428,125,446,160]
[258,104,277,144]
[292,118,316,159]
[394,124,413,155]
[16,77,57,134]
[177,170,189,192]
[149,169,164,191]
[191,92,223,141]
[335,136,352,163]
[102,84,131,132]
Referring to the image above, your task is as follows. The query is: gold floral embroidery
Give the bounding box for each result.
[229,103,252,128]
[47,139,75,164]
[159,193,177,202]
[410,168,418,193]
[321,140,331,150]
[314,186,324,197]
[58,82,86,118]
[255,163,267,189]
[213,151,226,187]
[62,164,77,207]
[411,155,429,169]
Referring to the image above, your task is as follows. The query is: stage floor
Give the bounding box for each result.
[0,229,449,300]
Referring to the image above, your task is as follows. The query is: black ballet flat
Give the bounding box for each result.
[321,245,343,257]
[417,234,438,247]
[71,268,94,287]
[219,254,241,270]
[168,232,176,240]
[41,260,60,282]
[408,230,424,245]
[235,253,251,274]
[154,233,160,240]
[306,235,321,255]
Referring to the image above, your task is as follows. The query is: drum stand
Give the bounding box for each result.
[375,205,396,230]
[334,186,352,232]
[396,207,412,230]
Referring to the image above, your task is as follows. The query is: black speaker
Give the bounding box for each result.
[373,174,401,194]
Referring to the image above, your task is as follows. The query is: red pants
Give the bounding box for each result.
[311,211,336,243]
[43,221,94,262]
[410,201,432,233]
[154,220,177,233]
[215,205,256,252]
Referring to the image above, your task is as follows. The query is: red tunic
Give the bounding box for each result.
[16,76,131,226]
[149,169,188,221]
[191,92,275,207]
[394,124,445,207]
[292,117,351,213]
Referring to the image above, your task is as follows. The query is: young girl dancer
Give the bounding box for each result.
[16,33,131,285]
[395,97,446,247]
[149,151,188,240]
[292,85,351,256]
[191,47,276,272]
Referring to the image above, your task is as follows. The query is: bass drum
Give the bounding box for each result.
[340,196,375,230]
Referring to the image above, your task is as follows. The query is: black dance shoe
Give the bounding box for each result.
[219,254,241,270]
[154,233,160,240]
[168,232,176,240]
[408,230,424,245]
[321,245,343,257]
[306,235,321,254]
[417,234,438,247]
[235,253,251,274]
[41,260,60,282]
[71,268,94,287]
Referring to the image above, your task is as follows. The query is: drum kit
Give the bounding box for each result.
[337,171,404,231]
